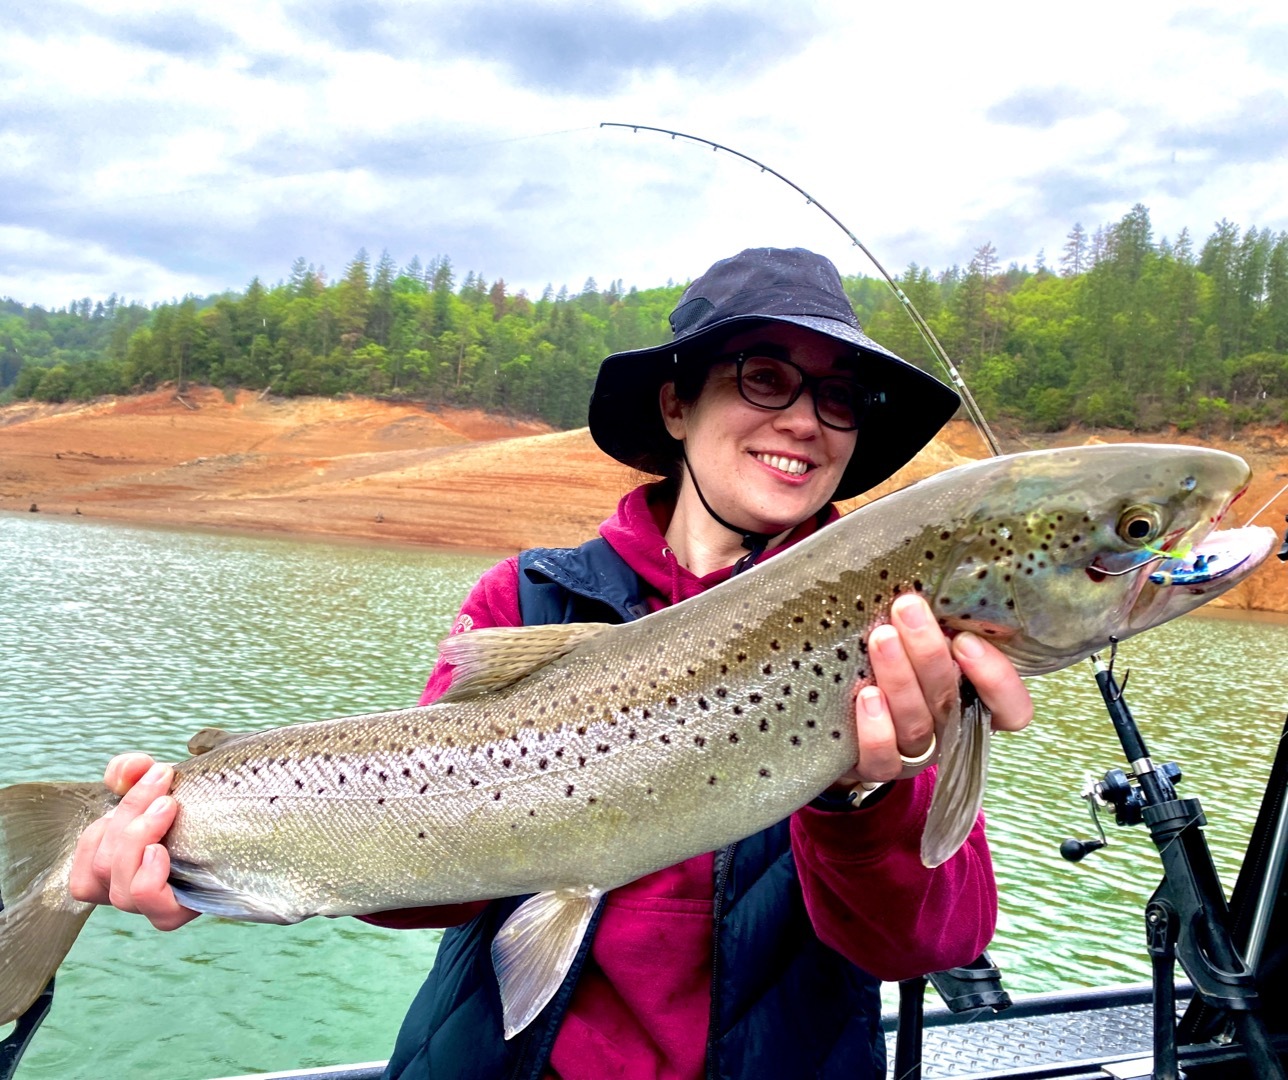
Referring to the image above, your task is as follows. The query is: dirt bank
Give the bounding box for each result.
[2,386,1286,611]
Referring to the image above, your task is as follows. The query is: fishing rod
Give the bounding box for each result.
[600,122,1003,459]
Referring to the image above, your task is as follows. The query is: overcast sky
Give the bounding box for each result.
[3,0,1287,309]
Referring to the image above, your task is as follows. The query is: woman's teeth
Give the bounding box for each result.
[755,453,809,476]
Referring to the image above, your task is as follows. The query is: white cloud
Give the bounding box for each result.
[2,0,1287,308]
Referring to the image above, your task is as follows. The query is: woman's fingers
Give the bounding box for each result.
[91,760,171,891]
[855,595,1033,785]
[952,632,1034,733]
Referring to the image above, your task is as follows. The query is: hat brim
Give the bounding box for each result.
[588,314,960,500]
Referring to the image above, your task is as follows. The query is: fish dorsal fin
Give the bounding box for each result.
[434,624,612,703]
[492,886,604,1039]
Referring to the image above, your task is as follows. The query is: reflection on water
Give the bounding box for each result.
[2,513,1286,1077]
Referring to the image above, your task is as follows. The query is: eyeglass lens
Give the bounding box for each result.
[736,355,865,430]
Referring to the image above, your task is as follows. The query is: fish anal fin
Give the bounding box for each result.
[920,691,993,868]
[436,624,612,703]
[168,857,303,924]
[491,886,603,1040]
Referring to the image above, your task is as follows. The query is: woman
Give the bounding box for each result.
[71,247,1033,1079]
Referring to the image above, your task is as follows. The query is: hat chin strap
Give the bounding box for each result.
[680,448,773,576]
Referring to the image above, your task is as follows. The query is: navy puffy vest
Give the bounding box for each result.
[382,538,885,1080]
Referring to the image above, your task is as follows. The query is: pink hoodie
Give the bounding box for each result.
[369,484,997,1080]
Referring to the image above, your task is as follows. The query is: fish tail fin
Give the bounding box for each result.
[0,782,113,1025]
[920,690,993,868]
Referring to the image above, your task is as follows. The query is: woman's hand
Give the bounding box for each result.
[847,593,1033,786]
[68,753,200,931]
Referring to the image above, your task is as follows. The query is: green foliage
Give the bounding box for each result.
[5,215,1288,434]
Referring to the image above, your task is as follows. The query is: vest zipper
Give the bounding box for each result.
[705,841,737,1080]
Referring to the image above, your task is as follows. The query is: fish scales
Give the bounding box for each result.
[2,443,1277,1037]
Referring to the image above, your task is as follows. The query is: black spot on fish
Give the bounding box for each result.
[749,692,763,704]
[708,776,717,785]
[728,732,740,743]
[666,696,678,707]
[660,734,671,744]
[776,703,786,712]
[403,768,412,778]
[295,779,303,789]
[566,785,575,796]
[446,764,455,776]
[733,705,743,715]
[470,779,480,787]
[820,618,831,629]
[856,599,865,612]
[836,648,848,661]
[806,719,816,728]
[802,641,813,652]
[879,569,889,580]
[502,759,511,768]
[579,755,588,765]
[719,663,728,674]
[628,729,638,740]
[694,736,706,747]
[831,730,842,739]
[770,640,781,651]
[493,791,502,800]
[736,652,747,661]
[808,690,819,702]
[642,709,651,719]
[782,685,792,695]
[793,616,804,624]
[338,774,347,785]
[812,664,824,676]
[698,698,710,710]
[762,664,773,675]
[596,744,610,754]
[759,768,771,778]
[940,530,951,541]
[539,758,549,769]
[419,783,429,794]
[790,735,801,746]
[716,688,728,698]
[587,796,598,805]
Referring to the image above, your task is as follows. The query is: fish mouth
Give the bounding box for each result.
[1144,525,1278,590]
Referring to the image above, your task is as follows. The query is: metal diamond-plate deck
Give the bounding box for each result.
[883,986,1186,1079]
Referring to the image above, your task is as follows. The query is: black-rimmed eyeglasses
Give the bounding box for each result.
[722,351,873,431]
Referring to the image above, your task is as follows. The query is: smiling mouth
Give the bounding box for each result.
[753,452,811,477]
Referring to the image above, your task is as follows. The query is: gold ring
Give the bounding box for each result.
[899,732,937,769]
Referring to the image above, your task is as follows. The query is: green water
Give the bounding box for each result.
[1,512,1285,1078]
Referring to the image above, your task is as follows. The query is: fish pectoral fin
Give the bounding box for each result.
[168,857,303,925]
[435,624,613,702]
[491,886,604,1040]
[920,684,993,868]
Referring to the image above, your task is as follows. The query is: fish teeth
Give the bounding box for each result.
[755,453,808,476]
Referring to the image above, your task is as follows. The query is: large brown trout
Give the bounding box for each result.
[0,444,1276,1038]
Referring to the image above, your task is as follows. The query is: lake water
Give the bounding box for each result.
[2,512,1286,1079]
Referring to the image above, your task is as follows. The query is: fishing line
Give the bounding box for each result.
[601,122,1002,459]
[1244,480,1288,527]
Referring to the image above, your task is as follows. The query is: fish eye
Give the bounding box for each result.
[1117,505,1163,544]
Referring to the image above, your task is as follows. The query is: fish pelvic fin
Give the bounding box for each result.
[491,886,603,1040]
[0,781,113,1025]
[435,624,613,703]
[920,685,993,868]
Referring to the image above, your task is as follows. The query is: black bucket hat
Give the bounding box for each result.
[588,247,960,500]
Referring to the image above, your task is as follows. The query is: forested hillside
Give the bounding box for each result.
[4,203,1287,434]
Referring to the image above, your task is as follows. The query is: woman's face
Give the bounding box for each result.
[660,323,860,535]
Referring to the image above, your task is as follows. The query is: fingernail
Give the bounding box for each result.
[869,624,899,657]
[894,594,928,628]
[955,632,984,658]
[859,686,885,717]
[143,763,169,784]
